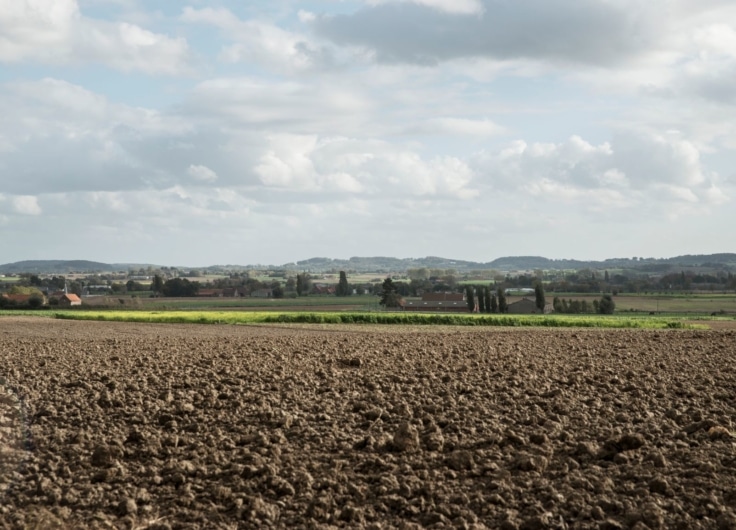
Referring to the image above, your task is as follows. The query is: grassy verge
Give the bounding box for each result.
[47,310,701,329]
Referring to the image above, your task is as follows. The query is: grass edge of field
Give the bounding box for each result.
[26,310,714,329]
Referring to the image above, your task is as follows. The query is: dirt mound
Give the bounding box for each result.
[1,317,736,528]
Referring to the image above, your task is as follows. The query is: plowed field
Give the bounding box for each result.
[2,317,736,529]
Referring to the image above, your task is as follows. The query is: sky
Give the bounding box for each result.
[0,0,734,267]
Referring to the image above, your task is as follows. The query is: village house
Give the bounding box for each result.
[58,294,82,307]
[1,293,34,305]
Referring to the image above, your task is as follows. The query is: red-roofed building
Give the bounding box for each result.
[1,293,47,307]
[1,294,32,304]
[59,294,82,307]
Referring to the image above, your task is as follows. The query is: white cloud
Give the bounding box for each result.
[409,117,505,136]
[12,196,42,215]
[188,164,218,183]
[254,134,477,199]
[187,77,374,135]
[0,0,190,74]
[472,131,729,213]
[181,7,333,73]
[0,78,193,194]
[298,10,316,23]
[365,0,484,16]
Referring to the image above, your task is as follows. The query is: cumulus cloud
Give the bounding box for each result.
[187,164,218,183]
[472,131,728,215]
[254,134,477,199]
[181,7,334,73]
[0,78,193,194]
[0,0,190,74]
[12,196,42,216]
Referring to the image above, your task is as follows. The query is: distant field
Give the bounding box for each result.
[135,294,379,311]
[547,294,736,315]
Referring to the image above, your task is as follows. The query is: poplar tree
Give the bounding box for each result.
[534,282,546,313]
[477,286,486,313]
[465,285,475,312]
[497,287,508,313]
[336,271,350,297]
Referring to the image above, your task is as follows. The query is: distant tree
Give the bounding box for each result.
[407,268,430,281]
[490,293,498,313]
[395,282,411,296]
[598,294,616,314]
[151,274,164,296]
[553,297,562,313]
[162,278,198,297]
[296,273,312,296]
[29,275,42,287]
[483,287,491,314]
[379,277,401,308]
[0,297,14,309]
[593,299,600,313]
[477,286,486,313]
[271,284,284,299]
[534,282,546,313]
[497,287,508,313]
[27,295,44,309]
[465,285,475,312]
[9,286,44,297]
[336,271,351,297]
[604,270,610,282]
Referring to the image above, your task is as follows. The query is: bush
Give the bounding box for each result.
[598,295,616,314]
[27,296,44,309]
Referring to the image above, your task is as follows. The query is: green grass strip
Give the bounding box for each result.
[43,310,702,329]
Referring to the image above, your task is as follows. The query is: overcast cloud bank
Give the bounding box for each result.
[0,0,734,265]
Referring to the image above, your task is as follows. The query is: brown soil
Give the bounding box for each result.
[2,317,736,529]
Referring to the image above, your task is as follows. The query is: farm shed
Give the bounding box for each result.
[59,294,82,307]
[506,298,538,314]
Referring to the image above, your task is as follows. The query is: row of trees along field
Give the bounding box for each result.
[379,279,616,314]
[553,295,616,315]
[503,269,736,294]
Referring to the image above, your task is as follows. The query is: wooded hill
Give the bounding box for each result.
[1,254,735,275]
